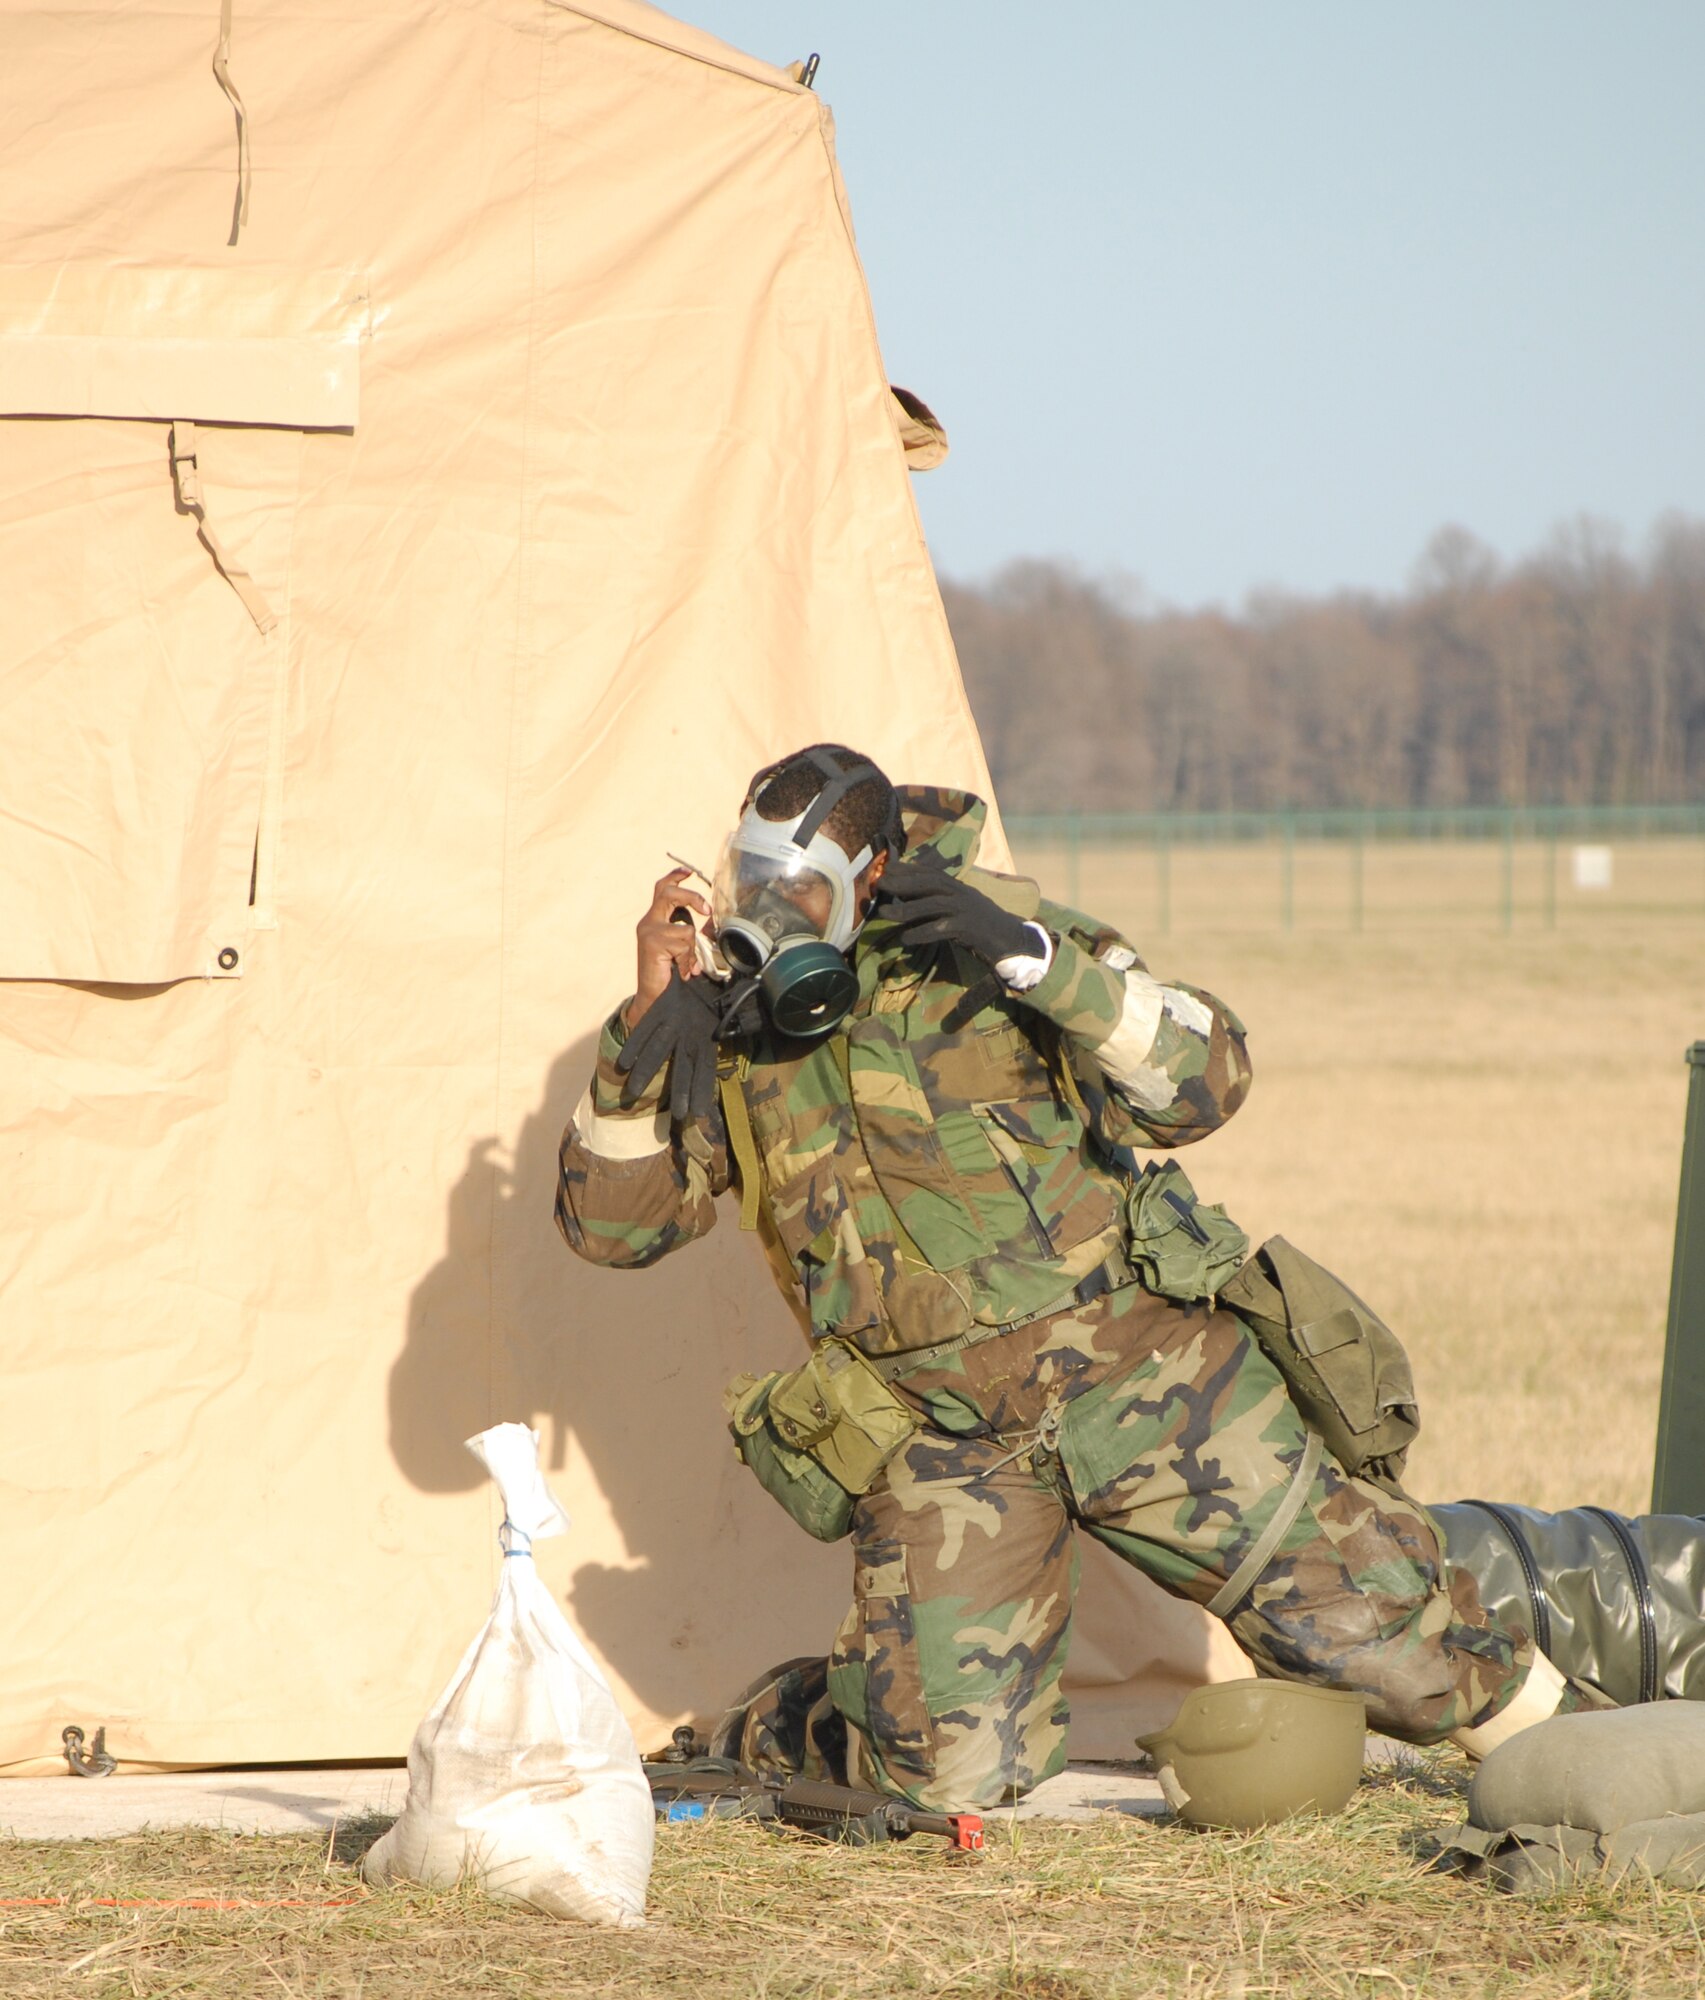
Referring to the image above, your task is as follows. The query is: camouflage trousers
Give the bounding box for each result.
[825,1282,1541,1811]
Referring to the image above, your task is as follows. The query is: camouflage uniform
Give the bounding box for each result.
[558,787,1559,1809]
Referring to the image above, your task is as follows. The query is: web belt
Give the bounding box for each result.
[868,1252,1134,1385]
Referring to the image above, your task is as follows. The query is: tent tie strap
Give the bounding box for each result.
[213,0,253,243]
[169,421,278,635]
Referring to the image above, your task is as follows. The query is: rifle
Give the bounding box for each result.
[643,1741,984,1851]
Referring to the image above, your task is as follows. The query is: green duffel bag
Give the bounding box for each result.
[1124,1160,1250,1304]
[724,1371,857,1543]
[1219,1236,1419,1487]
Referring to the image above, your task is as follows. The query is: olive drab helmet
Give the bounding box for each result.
[1136,1681,1367,1830]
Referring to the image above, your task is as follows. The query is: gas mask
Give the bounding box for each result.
[712,753,901,1040]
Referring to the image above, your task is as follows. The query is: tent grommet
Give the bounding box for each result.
[218,946,240,970]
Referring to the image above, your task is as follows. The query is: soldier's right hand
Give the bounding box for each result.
[616,965,721,1123]
[629,867,710,1029]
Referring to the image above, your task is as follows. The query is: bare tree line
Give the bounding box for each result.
[942,516,1705,815]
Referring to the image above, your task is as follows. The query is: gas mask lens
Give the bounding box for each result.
[711,827,865,1039]
[712,846,840,969]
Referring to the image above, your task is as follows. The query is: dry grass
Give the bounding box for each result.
[5,1754,1705,1998]
[1023,835,1705,942]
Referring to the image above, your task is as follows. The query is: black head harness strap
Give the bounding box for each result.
[749,748,906,859]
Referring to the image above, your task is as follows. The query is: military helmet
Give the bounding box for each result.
[1136,1680,1367,1830]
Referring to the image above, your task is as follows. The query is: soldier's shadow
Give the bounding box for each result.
[387,1033,840,1718]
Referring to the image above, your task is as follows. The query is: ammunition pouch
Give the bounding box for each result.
[1219,1236,1419,1486]
[723,1339,922,1544]
[724,1373,857,1543]
[1123,1160,1249,1304]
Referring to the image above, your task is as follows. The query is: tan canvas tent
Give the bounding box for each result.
[0,0,1247,1777]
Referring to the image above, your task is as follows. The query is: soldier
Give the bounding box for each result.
[557,744,1593,1809]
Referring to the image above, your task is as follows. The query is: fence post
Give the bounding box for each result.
[1500,813,1515,934]
[1281,814,1294,933]
[1544,836,1557,930]
[1157,834,1171,935]
[1067,816,1081,908]
[1652,1043,1705,1512]
[1349,825,1364,933]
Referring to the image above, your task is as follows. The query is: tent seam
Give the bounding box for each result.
[803,99,1010,860]
[538,0,803,96]
[482,17,550,1574]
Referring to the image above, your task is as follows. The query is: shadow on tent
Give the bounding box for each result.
[386,1030,842,1717]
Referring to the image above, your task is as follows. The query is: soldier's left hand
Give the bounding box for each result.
[876,851,1038,966]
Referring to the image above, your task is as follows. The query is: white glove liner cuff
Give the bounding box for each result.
[996,921,1055,993]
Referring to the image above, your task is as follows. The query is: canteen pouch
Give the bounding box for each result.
[765,1338,922,1493]
[1219,1235,1419,1485]
[1124,1160,1249,1303]
[724,1372,856,1543]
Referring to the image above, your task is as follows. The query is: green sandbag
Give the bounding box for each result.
[1469,1704,1705,1835]
[1607,1814,1705,1886]
[1442,1814,1705,1894]
[1437,1707,1705,1893]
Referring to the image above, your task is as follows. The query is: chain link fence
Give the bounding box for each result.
[1005,805,1705,935]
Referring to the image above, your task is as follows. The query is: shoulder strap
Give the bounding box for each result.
[717,1067,763,1233]
[717,1066,812,1337]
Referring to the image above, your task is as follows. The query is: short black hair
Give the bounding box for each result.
[748,743,900,861]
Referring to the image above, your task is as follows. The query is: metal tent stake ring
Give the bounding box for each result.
[62,1724,116,1778]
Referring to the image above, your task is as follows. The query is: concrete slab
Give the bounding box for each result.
[1,1742,1424,1842]
[1005,1762,1167,1822]
[1,1761,1164,1841]
[0,1766,409,1841]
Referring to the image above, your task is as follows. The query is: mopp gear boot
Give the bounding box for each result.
[1136,1681,1367,1830]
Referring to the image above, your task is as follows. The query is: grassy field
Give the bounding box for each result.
[6,841,1704,1997]
[1012,836,1705,1513]
[7,1756,1705,1999]
[1024,834,1705,942]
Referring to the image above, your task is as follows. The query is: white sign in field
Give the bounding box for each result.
[1573,845,1614,890]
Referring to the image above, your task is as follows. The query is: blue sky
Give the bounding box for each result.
[686,2,1705,609]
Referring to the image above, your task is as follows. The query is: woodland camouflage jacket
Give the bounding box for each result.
[556,788,1252,1356]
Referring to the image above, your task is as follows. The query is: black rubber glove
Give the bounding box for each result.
[615,967,762,1124]
[876,850,1039,966]
[615,966,721,1124]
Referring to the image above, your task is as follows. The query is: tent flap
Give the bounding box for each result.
[0,266,368,426]
[0,414,300,982]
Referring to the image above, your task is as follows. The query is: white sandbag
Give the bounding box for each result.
[363,1423,654,1926]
